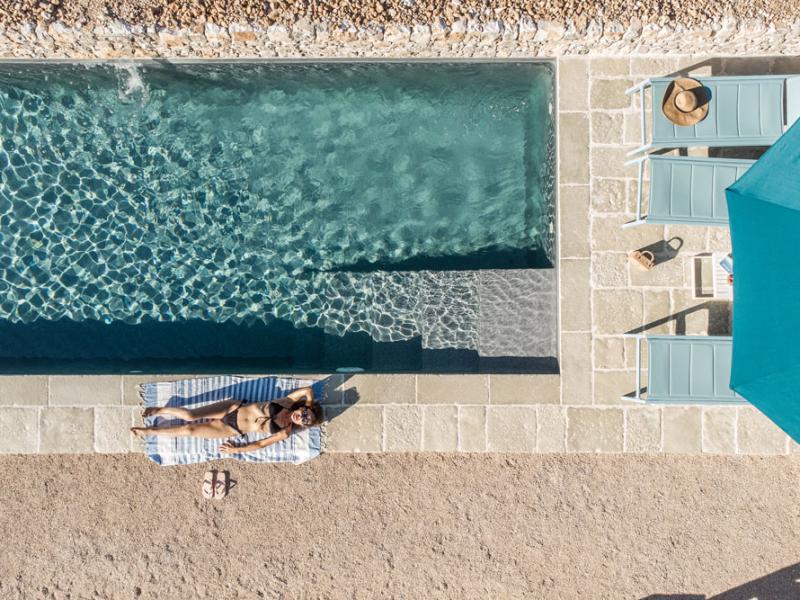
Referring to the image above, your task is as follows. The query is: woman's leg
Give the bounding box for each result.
[131,420,238,439]
[143,400,240,421]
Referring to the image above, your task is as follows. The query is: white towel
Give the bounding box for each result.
[140,375,321,466]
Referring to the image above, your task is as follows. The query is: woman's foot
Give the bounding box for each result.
[142,407,161,418]
[130,427,147,439]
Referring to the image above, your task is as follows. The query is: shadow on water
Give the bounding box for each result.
[322,246,554,272]
[640,562,800,600]
[0,317,558,375]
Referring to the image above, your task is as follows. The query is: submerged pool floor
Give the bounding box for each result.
[0,62,556,371]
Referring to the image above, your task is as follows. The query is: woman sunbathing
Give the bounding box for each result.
[130,386,323,454]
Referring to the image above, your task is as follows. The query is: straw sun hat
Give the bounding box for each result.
[662,78,710,126]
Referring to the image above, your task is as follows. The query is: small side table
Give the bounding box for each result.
[692,253,733,300]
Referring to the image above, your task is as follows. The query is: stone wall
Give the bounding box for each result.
[1,18,799,59]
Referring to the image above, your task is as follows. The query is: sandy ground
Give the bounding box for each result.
[0,454,799,599]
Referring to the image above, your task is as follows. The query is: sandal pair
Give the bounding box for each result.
[202,470,228,500]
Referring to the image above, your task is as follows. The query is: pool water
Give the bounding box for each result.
[0,61,556,372]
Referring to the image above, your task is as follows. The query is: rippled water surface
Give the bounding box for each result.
[0,62,555,368]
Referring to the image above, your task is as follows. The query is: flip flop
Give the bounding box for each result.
[202,470,216,500]
[213,470,228,500]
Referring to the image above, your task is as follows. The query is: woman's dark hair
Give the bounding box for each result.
[308,401,324,427]
[291,399,324,428]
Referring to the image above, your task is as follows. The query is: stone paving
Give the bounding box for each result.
[558,54,800,457]
[1,54,799,455]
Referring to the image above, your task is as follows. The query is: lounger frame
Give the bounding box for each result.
[623,155,755,228]
[627,75,799,156]
[623,333,746,405]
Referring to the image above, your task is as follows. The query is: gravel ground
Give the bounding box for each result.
[0,0,798,30]
[1,453,798,599]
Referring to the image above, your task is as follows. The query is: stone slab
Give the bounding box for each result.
[422,406,458,452]
[122,374,212,406]
[40,407,94,454]
[624,336,647,370]
[737,407,787,455]
[122,375,156,406]
[342,375,415,405]
[630,57,679,77]
[590,146,630,179]
[560,332,592,405]
[623,110,642,146]
[593,289,643,335]
[50,376,121,406]
[315,374,347,405]
[558,58,588,111]
[384,405,422,452]
[625,407,661,453]
[663,225,709,253]
[566,407,623,452]
[458,406,486,452]
[559,185,591,258]
[643,290,672,334]
[592,178,627,213]
[130,409,145,453]
[559,112,589,184]
[708,228,732,252]
[594,336,627,370]
[0,408,39,453]
[323,406,383,452]
[594,370,637,405]
[537,406,566,452]
[0,377,48,406]
[560,259,591,331]
[662,407,702,453]
[702,408,737,454]
[591,214,663,253]
[490,375,560,405]
[629,253,687,289]
[670,289,714,336]
[417,375,488,405]
[487,406,537,452]
[590,57,630,77]
[592,252,628,288]
[95,407,135,453]
[590,78,635,110]
[591,112,624,144]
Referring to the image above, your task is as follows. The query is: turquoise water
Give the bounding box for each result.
[0,62,555,369]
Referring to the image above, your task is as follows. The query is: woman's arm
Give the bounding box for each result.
[219,427,292,454]
[286,386,314,405]
[273,386,314,409]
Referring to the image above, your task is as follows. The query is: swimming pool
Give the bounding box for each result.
[0,61,556,373]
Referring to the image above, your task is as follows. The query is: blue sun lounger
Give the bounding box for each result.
[627,75,800,155]
[623,155,755,227]
[625,334,745,404]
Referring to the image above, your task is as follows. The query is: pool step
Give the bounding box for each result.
[416,271,480,352]
[477,269,558,359]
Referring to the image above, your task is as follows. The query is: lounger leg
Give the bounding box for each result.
[621,334,645,402]
[622,157,646,227]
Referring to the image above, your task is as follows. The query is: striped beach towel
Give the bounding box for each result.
[140,375,322,466]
